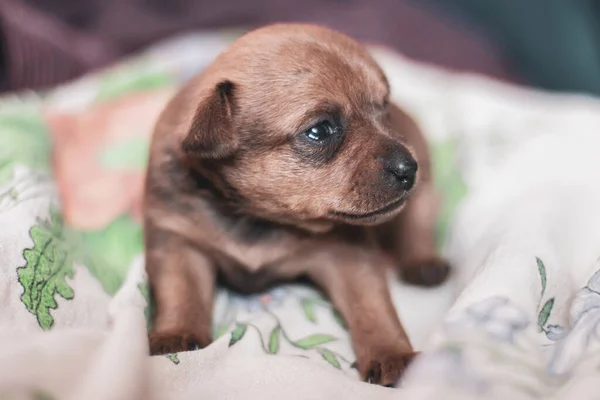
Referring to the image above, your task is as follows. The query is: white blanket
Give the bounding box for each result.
[2,32,600,399]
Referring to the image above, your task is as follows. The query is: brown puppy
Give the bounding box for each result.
[144,23,450,386]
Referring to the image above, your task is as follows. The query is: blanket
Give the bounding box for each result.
[1,30,600,399]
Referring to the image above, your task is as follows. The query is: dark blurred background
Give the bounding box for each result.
[1,0,600,96]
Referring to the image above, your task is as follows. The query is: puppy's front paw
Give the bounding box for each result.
[357,346,418,387]
[400,257,451,287]
[149,328,212,355]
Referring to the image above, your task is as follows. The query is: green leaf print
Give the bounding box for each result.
[0,113,51,187]
[317,348,341,369]
[96,67,172,102]
[300,298,317,323]
[79,215,144,295]
[138,282,154,331]
[536,257,547,297]
[431,138,467,247]
[294,333,337,349]
[229,323,247,347]
[17,211,76,330]
[166,353,180,365]
[268,326,281,354]
[538,298,555,331]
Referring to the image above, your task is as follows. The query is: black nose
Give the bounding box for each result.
[384,153,418,192]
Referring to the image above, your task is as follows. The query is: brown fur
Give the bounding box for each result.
[144,23,450,387]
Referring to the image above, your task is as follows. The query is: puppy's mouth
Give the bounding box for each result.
[328,197,406,223]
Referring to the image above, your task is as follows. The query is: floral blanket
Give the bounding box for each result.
[2,30,600,399]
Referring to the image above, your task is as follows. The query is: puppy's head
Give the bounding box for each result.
[181,24,419,228]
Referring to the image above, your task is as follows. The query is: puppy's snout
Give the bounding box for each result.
[383,151,418,192]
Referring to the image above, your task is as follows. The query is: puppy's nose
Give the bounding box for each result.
[384,153,418,192]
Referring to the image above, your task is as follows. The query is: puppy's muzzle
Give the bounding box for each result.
[382,149,418,193]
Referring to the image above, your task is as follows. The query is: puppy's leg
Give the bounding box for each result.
[384,181,451,286]
[146,228,215,355]
[312,251,414,386]
[277,247,414,386]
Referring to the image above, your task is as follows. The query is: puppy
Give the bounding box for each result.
[144,23,450,386]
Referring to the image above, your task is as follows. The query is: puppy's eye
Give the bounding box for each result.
[304,121,335,142]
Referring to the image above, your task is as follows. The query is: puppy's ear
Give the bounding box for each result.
[182,80,238,159]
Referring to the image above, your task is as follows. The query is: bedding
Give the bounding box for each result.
[1,30,600,399]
